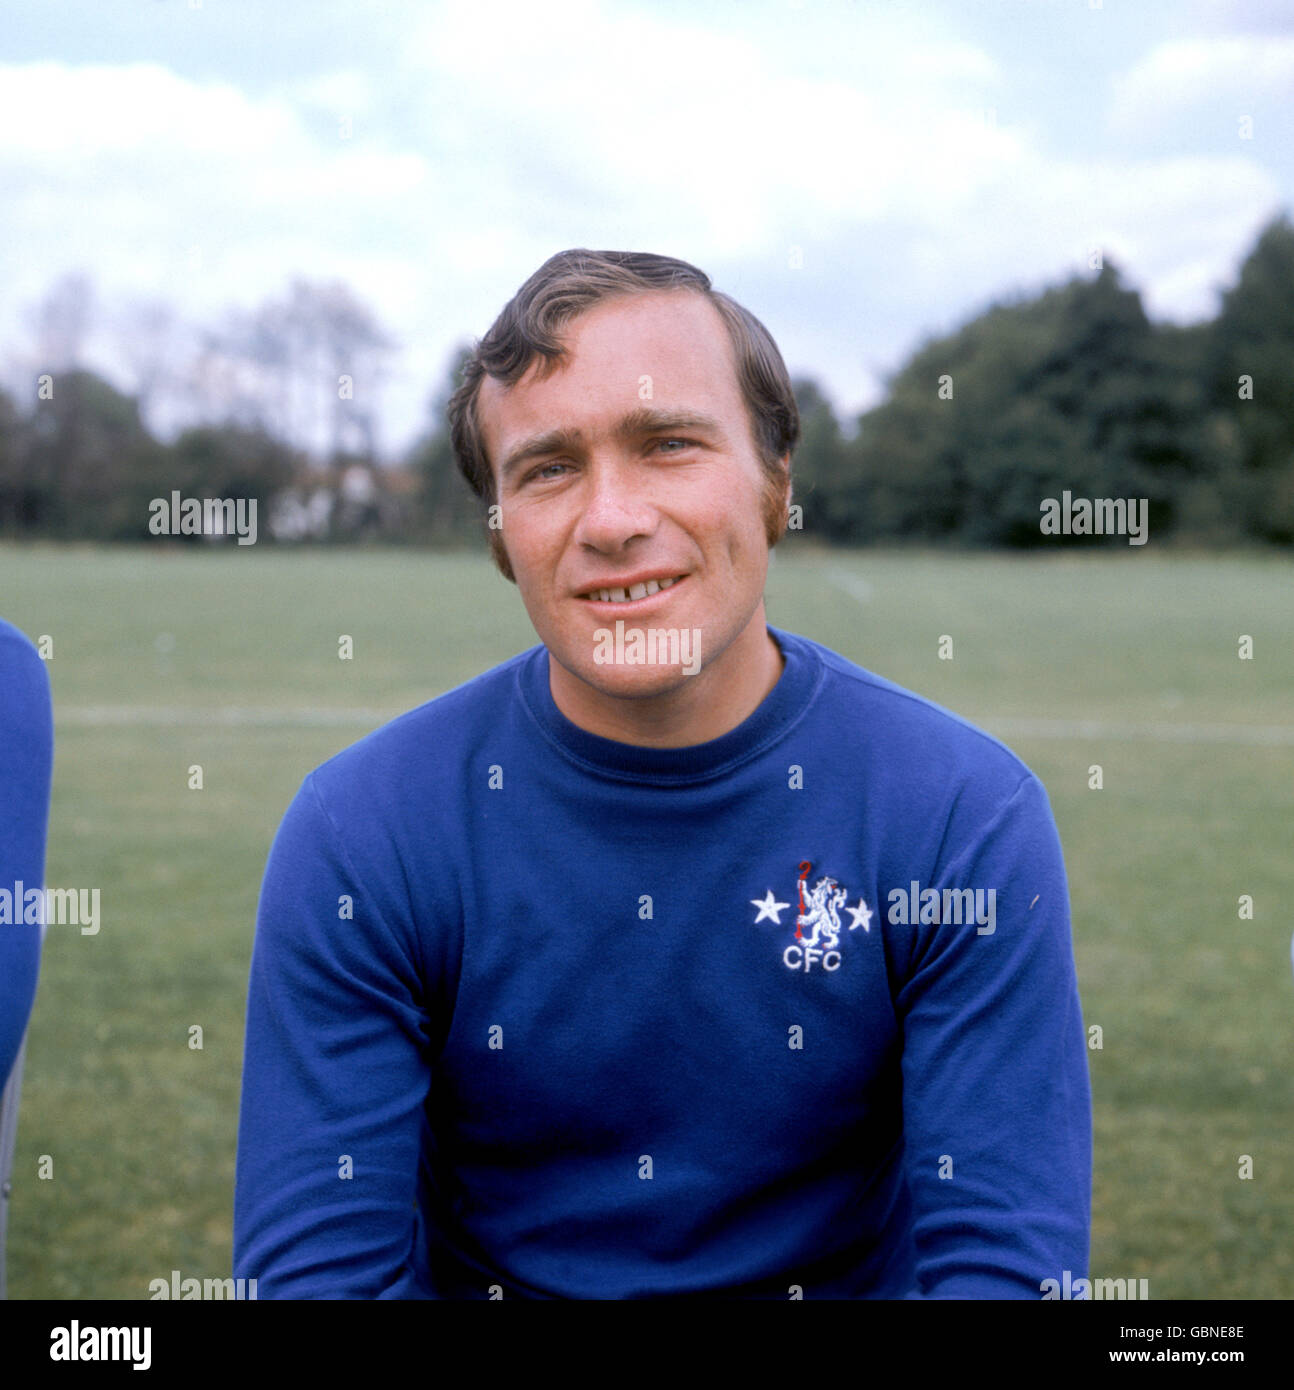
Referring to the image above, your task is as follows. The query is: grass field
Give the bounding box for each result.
[2,540,1293,1299]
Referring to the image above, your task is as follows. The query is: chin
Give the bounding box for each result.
[582,662,699,699]
[553,645,700,699]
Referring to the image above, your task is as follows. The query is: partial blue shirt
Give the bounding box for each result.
[0,619,53,1089]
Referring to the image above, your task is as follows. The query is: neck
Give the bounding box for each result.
[548,606,784,748]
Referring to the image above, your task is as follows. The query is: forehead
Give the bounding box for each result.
[477,290,743,465]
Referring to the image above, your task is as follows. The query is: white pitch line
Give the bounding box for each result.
[57,706,399,728]
[52,707,1294,745]
[978,717,1294,747]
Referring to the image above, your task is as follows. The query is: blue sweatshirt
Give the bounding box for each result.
[234,626,1091,1299]
[0,619,53,1090]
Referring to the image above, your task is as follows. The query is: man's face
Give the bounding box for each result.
[478,289,787,702]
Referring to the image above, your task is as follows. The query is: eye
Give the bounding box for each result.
[524,460,570,484]
[653,438,695,454]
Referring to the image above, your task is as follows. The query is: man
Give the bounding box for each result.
[234,249,1091,1299]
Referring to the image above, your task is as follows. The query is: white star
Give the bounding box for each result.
[846,898,873,933]
[751,890,791,925]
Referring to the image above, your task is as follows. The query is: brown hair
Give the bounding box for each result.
[447,249,799,581]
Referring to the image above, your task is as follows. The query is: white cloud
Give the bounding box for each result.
[5,61,299,157]
[1082,156,1283,319]
[1108,35,1294,140]
[0,3,1288,452]
[0,60,429,307]
[1187,0,1294,36]
[404,0,1012,255]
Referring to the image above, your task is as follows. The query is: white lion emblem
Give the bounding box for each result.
[796,877,847,950]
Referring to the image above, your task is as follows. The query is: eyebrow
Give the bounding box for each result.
[498,407,726,487]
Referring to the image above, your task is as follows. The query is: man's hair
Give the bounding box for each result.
[447,249,800,581]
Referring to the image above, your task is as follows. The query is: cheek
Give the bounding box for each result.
[503,508,556,571]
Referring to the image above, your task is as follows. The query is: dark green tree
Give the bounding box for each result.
[844,263,1212,546]
[408,345,492,545]
[17,369,169,539]
[161,423,299,541]
[0,386,31,536]
[787,376,857,542]
[1200,214,1294,542]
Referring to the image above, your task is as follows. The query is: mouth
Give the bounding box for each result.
[575,574,688,608]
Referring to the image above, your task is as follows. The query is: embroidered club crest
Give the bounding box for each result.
[751,861,873,972]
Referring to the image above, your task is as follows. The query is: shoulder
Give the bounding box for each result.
[0,616,50,676]
[773,627,1054,869]
[0,618,53,724]
[299,643,538,820]
[777,627,1034,791]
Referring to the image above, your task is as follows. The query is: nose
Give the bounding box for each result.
[573,458,658,553]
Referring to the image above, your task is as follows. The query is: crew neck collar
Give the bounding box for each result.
[516,625,822,785]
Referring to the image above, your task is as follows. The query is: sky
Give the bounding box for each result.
[1,0,1291,459]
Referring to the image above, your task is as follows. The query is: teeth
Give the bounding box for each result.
[585,576,680,601]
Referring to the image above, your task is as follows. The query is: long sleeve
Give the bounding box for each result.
[896,772,1092,1298]
[233,772,438,1298]
[0,622,53,1090]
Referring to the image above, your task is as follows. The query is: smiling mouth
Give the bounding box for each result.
[577,575,686,604]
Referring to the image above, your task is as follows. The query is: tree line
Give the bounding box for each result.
[792,215,1294,547]
[1,214,1290,547]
